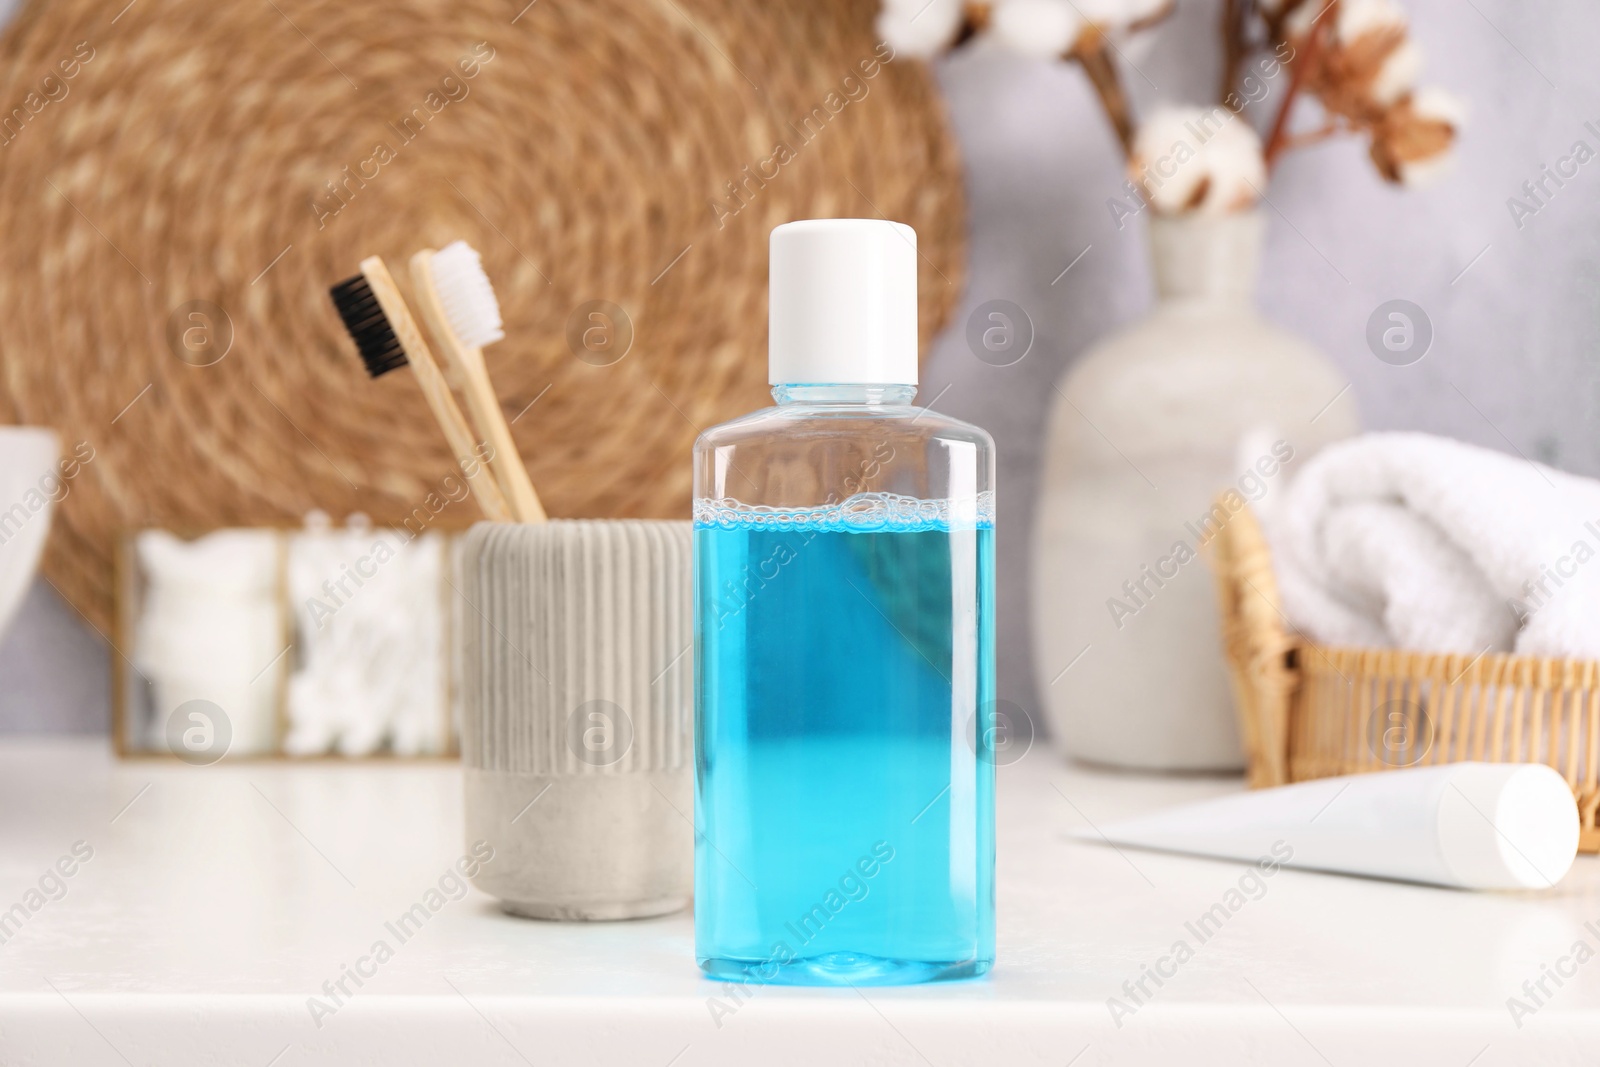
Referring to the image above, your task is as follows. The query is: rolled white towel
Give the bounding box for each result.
[1258,432,1600,659]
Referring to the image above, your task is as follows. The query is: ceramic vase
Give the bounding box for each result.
[1032,211,1359,771]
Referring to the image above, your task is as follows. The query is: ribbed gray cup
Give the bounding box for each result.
[456,520,693,920]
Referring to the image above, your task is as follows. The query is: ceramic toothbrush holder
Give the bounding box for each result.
[456,520,693,920]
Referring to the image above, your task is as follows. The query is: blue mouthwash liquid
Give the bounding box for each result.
[694,494,995,985]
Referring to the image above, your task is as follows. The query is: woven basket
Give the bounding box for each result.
[1210,501,1600,853]
[0,0,964,631]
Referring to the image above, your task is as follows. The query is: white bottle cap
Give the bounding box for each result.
[768,218,919,386]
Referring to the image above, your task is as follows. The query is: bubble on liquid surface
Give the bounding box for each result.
[693,491,995,532]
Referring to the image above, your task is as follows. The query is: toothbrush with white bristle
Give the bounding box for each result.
[409,241,547,523]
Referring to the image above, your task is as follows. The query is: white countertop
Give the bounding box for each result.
[2,739,1598,1066]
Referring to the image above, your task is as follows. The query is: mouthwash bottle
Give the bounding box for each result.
[693,219,995,986]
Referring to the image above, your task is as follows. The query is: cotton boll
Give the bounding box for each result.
[1076,0,1167,25]
[877,0,964,58]
[1337,0,1407,45]
[1397,152,1455,188]
[1335,0,1412,112]
[991,0,1082,59]
[1397,86,1463,187]
[1197,116,1268,213]
[1369,87,1461,186]
[1369,39,1421,106]
[1411,85,1467,126]
[1132,108,1210,212]
[1132,106,1265,215]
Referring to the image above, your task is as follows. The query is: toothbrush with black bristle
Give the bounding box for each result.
[328,256,514,522]
[408,241,547,523]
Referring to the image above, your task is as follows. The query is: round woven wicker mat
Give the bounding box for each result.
[0,0,964,630]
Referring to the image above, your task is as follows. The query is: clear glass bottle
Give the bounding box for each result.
[693,220,996,986]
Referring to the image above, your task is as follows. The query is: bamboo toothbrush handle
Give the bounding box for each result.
[358,256,514,523]
[408,250,548,523]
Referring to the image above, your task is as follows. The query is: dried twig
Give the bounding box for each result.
[950,1,994,48]
[1219,0,1247,102]
[1282,121,1349,150]
[1072,28,1135,158]
[1262,13,1327,171]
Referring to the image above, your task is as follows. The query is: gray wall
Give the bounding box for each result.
[2,0,1593,735]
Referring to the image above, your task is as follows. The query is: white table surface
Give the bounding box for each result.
[2,739,1598,1066]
